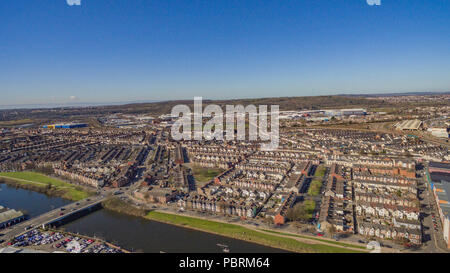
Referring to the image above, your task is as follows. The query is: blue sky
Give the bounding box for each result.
[1,0,449,105]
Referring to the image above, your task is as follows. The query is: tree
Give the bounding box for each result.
[327,225,337,237]
[286,203,312,222]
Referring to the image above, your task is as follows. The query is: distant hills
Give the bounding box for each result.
[0,100,160,110]
[339,91,450,97]
[1,92,448,123]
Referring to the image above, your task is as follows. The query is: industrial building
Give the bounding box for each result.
[428,161,450,248]
[42,123,87,129]
[324,108,367,117]
[0,206,25,229]
[0,247,49,253]
[427,128,449,139]
[430,162,450,174]
[394,119,423,130]
[340,108,367,116]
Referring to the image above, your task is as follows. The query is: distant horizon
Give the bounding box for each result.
[1,90,449,110]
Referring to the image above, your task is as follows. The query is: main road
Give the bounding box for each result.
[1,195,107,243]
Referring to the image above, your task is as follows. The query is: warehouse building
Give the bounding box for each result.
[323,108,367,117]
[394,119,423,130]
[429,162,450,174]
[0,206,25,228]
[0,247,49,253]
[340,108,367,116]
[427,128,449,139]
[42,123,87,129]
[428,162,450,248]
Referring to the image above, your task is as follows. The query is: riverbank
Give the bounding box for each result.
[101,197,148,217]
[0,172,94,201]
[145,210,366,253]
[100,197,365,253]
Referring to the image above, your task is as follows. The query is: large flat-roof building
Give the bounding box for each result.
[42,123,87,129]
[323,108,367,117]
[0,247,49,253]
[427,128,449,139]
[429,162,450,174]
[0,206,25,228]
[428,162,450,248]
[340,108,367,116]
[395,119,423,130]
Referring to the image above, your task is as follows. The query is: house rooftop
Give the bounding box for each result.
[430,161,450,171]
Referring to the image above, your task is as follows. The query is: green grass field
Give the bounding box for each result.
[0,118,34,127]
[192,166,224,183]
[303,200,316,219]
[307,179,323,196]
[0,171,92,201]
[314,165,326,178]
[146,211,363,253]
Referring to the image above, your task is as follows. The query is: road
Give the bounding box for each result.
[418,174,449,252]
[1,195,106,243]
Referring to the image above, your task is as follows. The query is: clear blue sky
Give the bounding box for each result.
[1,0,449,105]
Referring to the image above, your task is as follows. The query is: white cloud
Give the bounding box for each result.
[366,0,381,6]
[70,96,77,100]
[66,0,81,6]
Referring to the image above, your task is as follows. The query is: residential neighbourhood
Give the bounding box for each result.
[1,100,449,252]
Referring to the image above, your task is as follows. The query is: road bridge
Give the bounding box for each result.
[1,195,106,242]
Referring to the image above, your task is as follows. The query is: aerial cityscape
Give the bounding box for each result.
[0,0,449,266]
[0,94,449,254]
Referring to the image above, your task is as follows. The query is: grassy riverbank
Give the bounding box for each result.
[97,197,365,253]
[146,210,365,253]
[0,172,93,201]
[262,229,367,250]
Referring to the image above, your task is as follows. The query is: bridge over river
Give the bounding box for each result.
[1,195,106,242]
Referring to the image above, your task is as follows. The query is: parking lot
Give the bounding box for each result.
[8,229,124,253]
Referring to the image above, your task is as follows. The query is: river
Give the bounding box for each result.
[0,183,285,253]
[0,183,71,217]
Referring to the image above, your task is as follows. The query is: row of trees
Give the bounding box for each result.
[285,200,316,223]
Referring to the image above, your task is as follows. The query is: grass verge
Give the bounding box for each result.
[0,171,93,201]
[146,210,364,253]
[262,229,367,250]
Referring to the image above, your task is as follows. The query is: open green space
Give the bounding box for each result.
[302,200,316,219]
[0,118,34,127]
[286,199,316,222]
[191,166,224,183]
[0,171,92,201]
[308,179,323,196]
[146,211,363,253]
[314,165,326,178]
